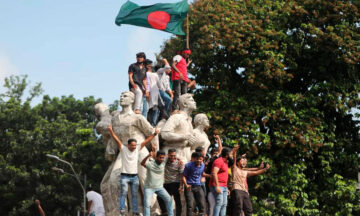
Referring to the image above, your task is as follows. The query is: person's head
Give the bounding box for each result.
[178,94,196,111]
[236,155,247,168]
[168,148,177,163]
[127,138,137,151]
[194,113,210,129]
[86,185,93,193]
[120,91,135,107]
[136,52,146,63]
[156,150,166,164]
[145,59,153,71]
[94,102,109,118]
[164,65,172,74]
[195,146,206,157]
[210,148,219,157]
[220,147,231,159]
[180,49,191,59]
[192,152,203,166]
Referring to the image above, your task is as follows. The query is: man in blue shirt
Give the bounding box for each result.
[182,152,210,216]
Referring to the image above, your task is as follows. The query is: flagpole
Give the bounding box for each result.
[186,1,189,49]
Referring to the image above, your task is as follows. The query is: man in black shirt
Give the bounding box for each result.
[128,52,149,114]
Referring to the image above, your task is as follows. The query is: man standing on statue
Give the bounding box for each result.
[108,125,159,216]
[157,148,184,216]
[171,49,191,110]
[230,151,271,216]
[141,149,174,216]
[210,147,233,216]
[129,52,149,115]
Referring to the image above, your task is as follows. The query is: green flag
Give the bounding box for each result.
[115,0,189,35]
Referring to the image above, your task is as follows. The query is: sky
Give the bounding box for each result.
[0,0,182,106]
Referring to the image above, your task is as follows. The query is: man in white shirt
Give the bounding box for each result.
[145,59,162,126]
[157,58,174,117]
[86,187,105,216]
[108,124,159,216]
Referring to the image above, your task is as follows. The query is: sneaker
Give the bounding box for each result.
[119,210,126,216]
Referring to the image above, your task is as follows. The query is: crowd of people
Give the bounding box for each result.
[105,123,270,216]
[128,50,196,126]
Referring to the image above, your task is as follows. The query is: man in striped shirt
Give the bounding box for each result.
[158,148,184,216]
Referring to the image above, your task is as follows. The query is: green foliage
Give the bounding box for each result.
[161,0,360,215]
[0,75,107,215]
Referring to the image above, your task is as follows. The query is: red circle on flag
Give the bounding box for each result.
[147,11,171,30]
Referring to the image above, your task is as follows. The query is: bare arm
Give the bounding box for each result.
[229,145,239,161]
[167,90,174,98]
[172,61,180,73]
[140,128,160,149]
[187,59,192,67]
[129,72,137,89]
[35,200,45,216]
[214,135,222,156]
[108,125,122,150]
[182,174,191,191]
[212,167,221,194]
[232,145,238,169]
[163,58,169,66]
[243,161,264,171]
[202,172,211,178]
[143,77,149,99]
[141,151,153,168]
[87,200,92,216]
[247,163,270,177]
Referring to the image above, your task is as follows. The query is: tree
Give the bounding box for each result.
[160,0,360,215]
[0,75,107,215]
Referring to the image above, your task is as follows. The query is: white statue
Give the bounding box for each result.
[161,94,197,162]
[101,91,157,216]
[192,113,211,154]
[95,103,119,215]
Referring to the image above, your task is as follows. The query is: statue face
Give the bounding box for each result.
[186,96,197,110]
[94,103,109,117]
[120,92,134,106]
[201,116,210,128]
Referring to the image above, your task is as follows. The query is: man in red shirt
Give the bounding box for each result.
[171,49,191,111]
[209,147,234,216]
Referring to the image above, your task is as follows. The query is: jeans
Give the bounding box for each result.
[131,85,143,111]
[144,187,173,216]
[158,182,182,216]
[211,186,228,216]
[207,191,215,216]
[141,96,148,118]
[120,174,139,213]
[159,90,172,115]
[185,185,206,216]
[171,80,187,111]
[195,182,207,213]
[230,189,252,216]
[150,106,160,126]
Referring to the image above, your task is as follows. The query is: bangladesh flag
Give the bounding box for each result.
[115,0,189,35]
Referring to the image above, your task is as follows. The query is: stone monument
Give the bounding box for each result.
[192,113,211,153]
[161,93,198,162]
[94,103,118,215]
[98,91,157,216]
